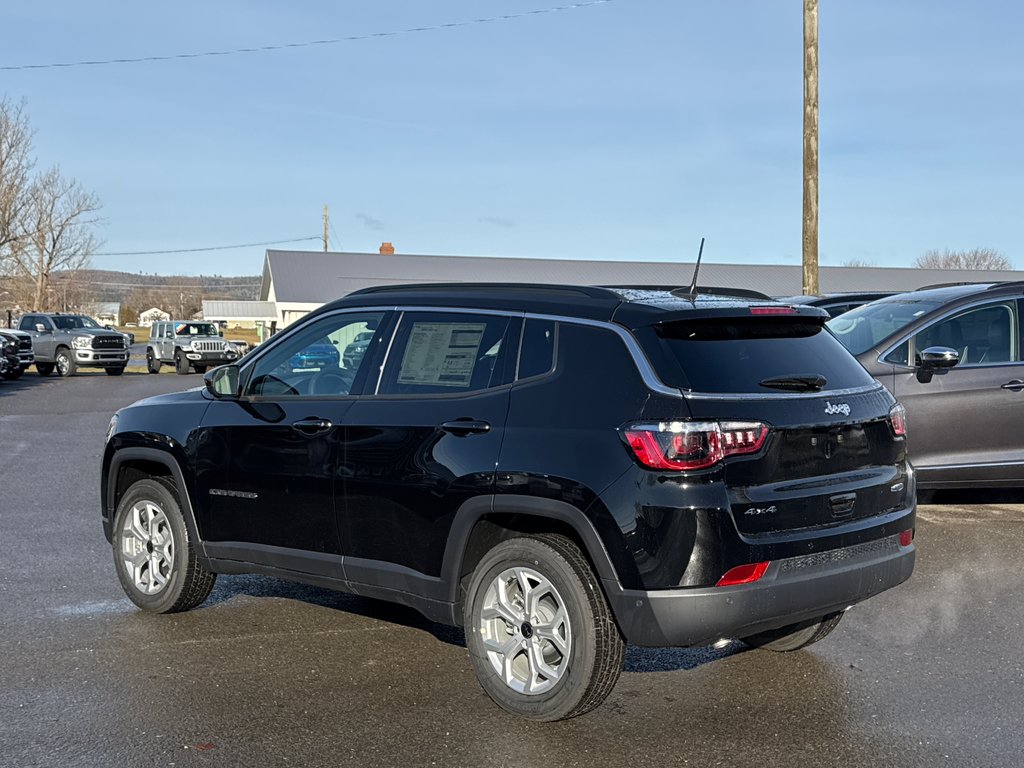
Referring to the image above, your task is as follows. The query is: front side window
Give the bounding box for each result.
[912,302,1018,367]
[246,312,385,398]
[379,312,512,396]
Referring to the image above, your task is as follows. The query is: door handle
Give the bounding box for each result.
[1001,380,1024,392]
[440,419,491,437]
[291,417,333,435]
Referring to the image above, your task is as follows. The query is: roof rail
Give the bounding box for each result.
[914,281,989,291]
[347,282,622,300]
[602,284,771,301]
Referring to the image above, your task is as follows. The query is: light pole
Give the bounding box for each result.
[802,0,819,295]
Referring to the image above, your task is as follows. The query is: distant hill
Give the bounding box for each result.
[72,270,262,302]
[44,270,263,322]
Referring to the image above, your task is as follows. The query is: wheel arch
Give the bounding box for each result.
[442,495,621,608]
[105,447,203,552]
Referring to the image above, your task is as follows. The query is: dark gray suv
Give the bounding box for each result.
[827,282,1024,488]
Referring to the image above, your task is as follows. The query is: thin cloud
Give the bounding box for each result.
[355,213,385,231]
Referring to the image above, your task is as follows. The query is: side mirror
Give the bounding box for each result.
[917,346,960,370]
[205,364,241,399]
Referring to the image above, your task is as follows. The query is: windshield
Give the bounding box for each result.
[826,298,943,355]
[174,323,218,337]
[53,315,102,330]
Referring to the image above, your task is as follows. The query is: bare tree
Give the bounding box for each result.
[915,248,1013,271]
[0,97,35,278]
[841,258,877,268]
[8,167,102,310]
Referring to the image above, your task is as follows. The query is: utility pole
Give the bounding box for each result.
[323,204,329,252]
[802,0,819,295]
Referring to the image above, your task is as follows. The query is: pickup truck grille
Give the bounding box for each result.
[92,335,126,349]
[18,337,31,352]
[192,340,224,352]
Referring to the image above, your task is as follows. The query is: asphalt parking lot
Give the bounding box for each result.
[1,372,1022,768]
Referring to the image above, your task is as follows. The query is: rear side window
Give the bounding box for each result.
[640,317,876,394]
[379,312,512,396]
[517,319,556,379]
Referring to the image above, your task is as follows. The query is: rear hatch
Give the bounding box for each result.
[631,309,910,537]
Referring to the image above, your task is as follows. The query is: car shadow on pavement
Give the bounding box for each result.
[204,573,745,673]
[204,573,468,647]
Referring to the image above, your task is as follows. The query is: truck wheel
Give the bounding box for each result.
[146,350,160,374]
[111,477,216,613]
[175,350,190,375]
[463,534,625,721]
[36,362,54,376]
[105,366,126,376]
[2,368,23,380]
[55,347,77,377]
[742,612,845,652]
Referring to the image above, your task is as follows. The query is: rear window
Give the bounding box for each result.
[640,317,876,394]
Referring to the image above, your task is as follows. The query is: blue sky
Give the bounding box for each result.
[2,1,1021,275]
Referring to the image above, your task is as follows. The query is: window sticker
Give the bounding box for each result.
[398,322,486,387]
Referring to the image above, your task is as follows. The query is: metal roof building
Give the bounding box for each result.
[260,248,1024,327]
[202,300,278,322]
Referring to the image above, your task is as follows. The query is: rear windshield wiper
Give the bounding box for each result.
[759,374,827,392]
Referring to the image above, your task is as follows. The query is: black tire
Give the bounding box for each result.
[105,366,126,376]
[175,350,190,375]
[146,351,160,374]
[55,346,77,377]
[194,365,207,374]
[742,611,845,652]
[36,362,54,376]
[2,368,23,380]
[111,477,216,613]
[463,534,625,721]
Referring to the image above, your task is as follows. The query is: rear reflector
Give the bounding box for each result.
[750,306,796,315]
[889,404,907,437]
[899,529,914,547]
[716,561,771,587]
[623,420,769,471]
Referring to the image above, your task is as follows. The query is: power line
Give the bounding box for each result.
[1,2,612,72]
[95,236,320,256]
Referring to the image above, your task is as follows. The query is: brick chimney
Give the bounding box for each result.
[379,242,395,255]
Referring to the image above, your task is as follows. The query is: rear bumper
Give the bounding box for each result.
[605,533,915,647]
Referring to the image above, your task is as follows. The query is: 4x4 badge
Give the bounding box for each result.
[824,401,851,417]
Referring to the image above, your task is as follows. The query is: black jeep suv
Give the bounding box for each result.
[101,284,916,720]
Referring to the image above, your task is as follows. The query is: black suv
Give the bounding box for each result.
[101,284,916,720]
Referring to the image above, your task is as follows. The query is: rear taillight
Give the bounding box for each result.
[899,529,914,547]
[623,421,769,471]
[889,404,907,437]
[716,561,771,586]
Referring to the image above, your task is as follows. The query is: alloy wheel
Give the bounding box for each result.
[120,500,175,594]
[478,566,572,695]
